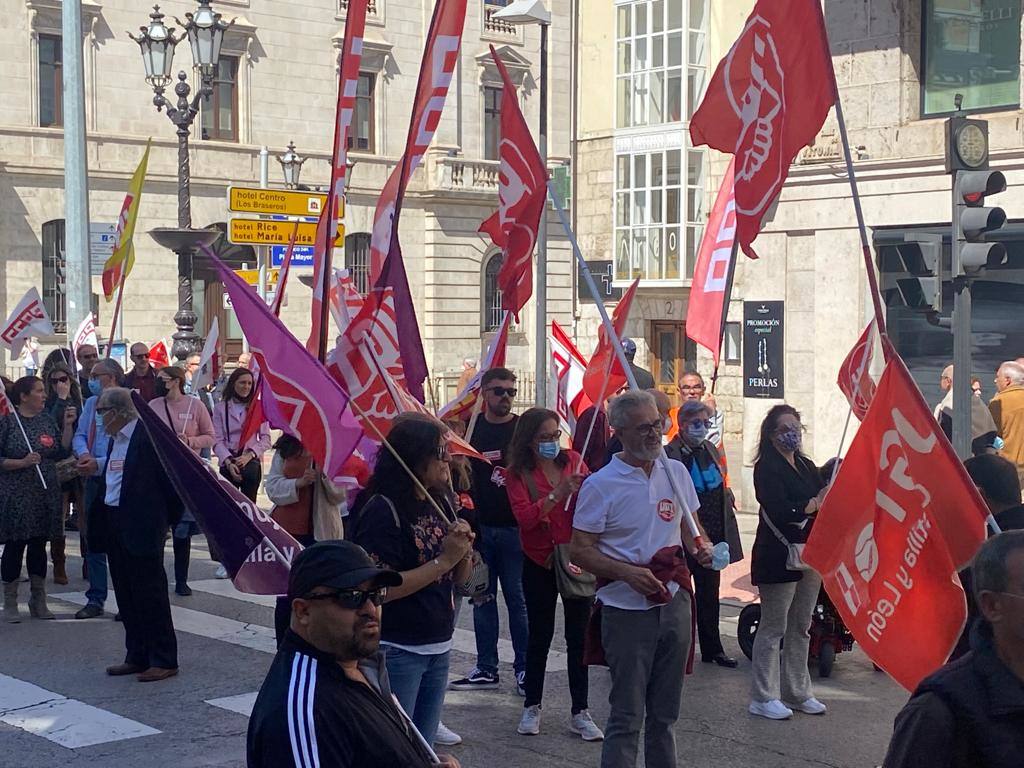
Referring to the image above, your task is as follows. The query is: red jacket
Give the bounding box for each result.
[505,450,588,567]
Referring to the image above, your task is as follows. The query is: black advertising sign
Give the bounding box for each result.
[743,301,784,399]
[577,260,623,302]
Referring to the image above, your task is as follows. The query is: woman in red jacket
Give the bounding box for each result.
[505,407,603,743]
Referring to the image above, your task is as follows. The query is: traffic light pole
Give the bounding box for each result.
[951,171,973,459]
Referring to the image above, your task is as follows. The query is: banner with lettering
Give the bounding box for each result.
[1,287,53,359]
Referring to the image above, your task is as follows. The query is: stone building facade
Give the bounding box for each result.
[1,0,575,404]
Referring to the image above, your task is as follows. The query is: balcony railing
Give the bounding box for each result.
[339,0,378,15]
[435,157,501,192]
[483,4,517,36]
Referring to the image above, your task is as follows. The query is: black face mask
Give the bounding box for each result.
[155,380,170,398]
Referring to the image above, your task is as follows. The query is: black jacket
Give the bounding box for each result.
[751,448,824,585]
[247,632,435,768]
[883,627,1024,768]
[86,422,182,558]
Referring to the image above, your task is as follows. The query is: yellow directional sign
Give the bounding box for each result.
[234,268,281,286]
[227,186,344,219]
[228,219,344,247]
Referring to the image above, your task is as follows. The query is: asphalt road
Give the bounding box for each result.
[0,524,909,768]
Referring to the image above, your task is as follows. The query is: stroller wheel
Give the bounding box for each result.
[818,641,836,678]
[737,604,761,661]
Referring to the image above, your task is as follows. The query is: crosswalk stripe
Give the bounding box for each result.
[0,673,160,748]
[206,692,259,717]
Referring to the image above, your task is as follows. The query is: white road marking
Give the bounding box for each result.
[189,579,277,606]
[0,674,160,748]
[206,692,258,718]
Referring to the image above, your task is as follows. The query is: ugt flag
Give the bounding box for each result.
[478,45,547,321]
[802,354,989,691]
[1,287,53,358]
[549,320,591,434]
[689,0,835,258]
[103,139,152,300]
[133,391,300,595]
[192,316,220,392]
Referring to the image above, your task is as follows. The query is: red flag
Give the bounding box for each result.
[478,46,547,320]
[689,0,835,258]
[271,223,297,317]
[803,354,989,691]
[148,340,170,370]
[581,279,639,405]
[686,160,737,365]
[0,385,12,417]
[549,320,592,433]
[438,311,511,421]
[837,320,878,421]
[307,0,368,356]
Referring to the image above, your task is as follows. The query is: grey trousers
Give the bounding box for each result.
[600,589,692,768]
[750,572,822,704]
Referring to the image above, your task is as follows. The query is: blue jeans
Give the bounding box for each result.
[473,525,529,675]
[384,646,450,745]
[85,552,108,607]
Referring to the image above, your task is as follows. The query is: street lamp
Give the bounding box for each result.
[129,2,232,361]
[277,141,306,189]
[493,0,550,407]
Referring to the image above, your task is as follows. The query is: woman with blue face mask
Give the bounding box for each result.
[504,408,603,742]
[749,404,830,722]
[665,399,744,669]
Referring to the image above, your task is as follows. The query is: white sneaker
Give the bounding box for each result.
[785,697,827,715]
[748,699,794,720]
[515,670,526,697]
[517,705,541,735]
[570,710,604,742]
[434,722,462,746]
[214,565,228,579]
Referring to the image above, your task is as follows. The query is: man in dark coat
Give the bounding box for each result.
[76,387,182,682]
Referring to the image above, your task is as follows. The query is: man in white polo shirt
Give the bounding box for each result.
[571,389,711,768]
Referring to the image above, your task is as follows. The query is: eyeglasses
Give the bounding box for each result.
[686,419,714,429]
[680,385,705,393]
[131,352,150,360]
[49,375,69,384]
[487,386,517,398]
[303,587,387,609]
[80,353,98,360]
[631,420,664,436]
[536,430,562,442]
[96,406,112,414]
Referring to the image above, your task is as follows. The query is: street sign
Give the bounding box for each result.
[227,186,343,219]
[223,289,278,309]
[234,268,280,286]
[271,244,316,268]
[228,218,344,247]
[89,223,117,276]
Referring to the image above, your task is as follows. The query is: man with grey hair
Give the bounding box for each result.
[990,361,1024,485]
[883,530,1024,768]
[572,389,712,768]
[77,388,182,682]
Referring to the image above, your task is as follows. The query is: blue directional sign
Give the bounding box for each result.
[271,244,315,267]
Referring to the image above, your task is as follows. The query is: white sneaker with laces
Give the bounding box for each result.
[515,670,526,697]
[748,699,794,720]
[214,565,229,579]
[434,722,462,746]
[570,710,604,742]
[517,705,541,735]
[785,697,827,715]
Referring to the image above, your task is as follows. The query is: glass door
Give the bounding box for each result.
[651,321,694,406]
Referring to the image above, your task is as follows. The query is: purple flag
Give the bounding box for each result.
[208,248,363,479]
[368,243,428,401]
[132,392,300,595]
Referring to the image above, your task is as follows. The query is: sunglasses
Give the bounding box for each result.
[49,375,69,384]
[487,387,517,398]
[132,352,150,360]
[303,587,387,609]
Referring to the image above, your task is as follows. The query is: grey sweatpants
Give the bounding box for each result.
[750,572,821,704]
[600,589,692,768]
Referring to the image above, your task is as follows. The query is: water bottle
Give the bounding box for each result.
[711,541,730,571]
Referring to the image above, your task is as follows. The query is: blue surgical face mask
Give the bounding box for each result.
[88,379,102,397]
[685,422,709,443]
[537,441,560,460]
[776,426,802,452]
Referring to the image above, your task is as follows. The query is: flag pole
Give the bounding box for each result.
[710,238,740,395]
[316,209,336,364]
[549,182,712,557]
[11,409,47,490]
[105,273,127,360]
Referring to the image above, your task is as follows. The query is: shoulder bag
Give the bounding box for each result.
[759,507,812,571]
[523,471,596,600]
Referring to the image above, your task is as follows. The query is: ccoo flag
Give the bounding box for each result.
[103,140,152,300]
[581,279,640,405]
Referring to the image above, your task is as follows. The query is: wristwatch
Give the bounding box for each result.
[546,491,557,503]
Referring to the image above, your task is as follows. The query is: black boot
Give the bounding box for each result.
[173,535,192,596]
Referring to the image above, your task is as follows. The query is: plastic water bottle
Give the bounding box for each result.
[711,541,730,571]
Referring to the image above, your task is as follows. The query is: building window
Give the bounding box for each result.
[348,73,376,153]
[615,0,707,129]
[344,232,371,295]
[41,219,67,334]
[483,252,504,331]
[483,85,504,160]
[614,147,704,282]
[922,0,1021,115]
[483,0,517,36]
[39,34,63,128]
[201,55,239,142]
[724,321,741,364]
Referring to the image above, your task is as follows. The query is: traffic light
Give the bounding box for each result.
[877,233,944,314]
[955,170,1008,277]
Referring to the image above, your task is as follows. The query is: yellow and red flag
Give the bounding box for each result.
[102,140,152,301]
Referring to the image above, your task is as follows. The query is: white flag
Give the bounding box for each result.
[192,317,220,391]
[548,320,590,435]
[1,287,53,358]
[72,313,99,370]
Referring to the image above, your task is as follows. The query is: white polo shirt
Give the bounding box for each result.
[574,453,699,611]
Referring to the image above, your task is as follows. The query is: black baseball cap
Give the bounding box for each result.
[287,540,402,600]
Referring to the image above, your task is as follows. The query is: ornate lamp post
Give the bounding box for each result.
[129,2,232,360]
[277,141,306,189]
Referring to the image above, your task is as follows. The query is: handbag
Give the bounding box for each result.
[759,507,812,571]
[523,472,596,600]
[56,457,79,485]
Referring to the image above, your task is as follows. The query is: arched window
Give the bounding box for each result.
[482,251,504,332]
[41,219,66,333]
[345,232,371,295]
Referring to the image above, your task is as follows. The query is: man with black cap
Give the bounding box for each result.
[247,540,461,768]
[622,338,655,390]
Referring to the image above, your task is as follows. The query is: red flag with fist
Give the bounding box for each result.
[689,0,836,258]
[581,279,639,405]
[802,354,989,691]
[836,320,878,421]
